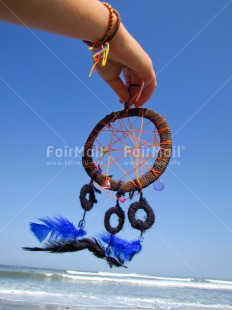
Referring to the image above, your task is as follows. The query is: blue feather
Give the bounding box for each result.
[99,232,142,262]
[30,215,86,243]
[30,223,51,242]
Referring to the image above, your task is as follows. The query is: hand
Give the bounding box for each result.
[95,23,157,107]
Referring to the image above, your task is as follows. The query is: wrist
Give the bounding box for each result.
[83,2,122,77]
[111,22,152,67]
[83,3,119,46]
[109,23,138,63]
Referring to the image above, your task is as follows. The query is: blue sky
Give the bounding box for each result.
[0,0,232,280]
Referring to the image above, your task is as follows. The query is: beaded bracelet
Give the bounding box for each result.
[82,2,121,77]
[101,2,116,43]
[104,8,121,43]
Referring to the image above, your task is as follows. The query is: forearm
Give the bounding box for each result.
[0,0,157,105]
[0,0,110,41]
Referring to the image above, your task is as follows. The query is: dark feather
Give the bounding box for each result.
[23,247,47,252]
[23,239,89,253]
[107,257,127,268]
[23,237,127,268]
[84,238,105,259]
[84,238,127,268]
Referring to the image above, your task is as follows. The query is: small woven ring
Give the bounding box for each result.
[104,206,125,234]
[82,108,172,193]
[128,199,155,231]
[79,184,96,211]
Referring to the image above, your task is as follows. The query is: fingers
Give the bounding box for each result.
[105,76,130,104]
[96,61,130,104]
[123,70,133,89]
[96,24,158,107]
[123,69,142,105]
[96,46,157,107]
[128,83,142,104]
[123,67,157,107]
[134,75,157,107]
[103,71,156,107]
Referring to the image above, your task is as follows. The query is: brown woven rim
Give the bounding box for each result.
[82,108,172,193]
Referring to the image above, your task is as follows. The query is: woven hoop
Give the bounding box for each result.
[128,198,155,231]
[104,206,125,234]
[82,108,172,193]
[79,184,97,211]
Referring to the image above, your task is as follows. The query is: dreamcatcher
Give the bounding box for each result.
[24,86,172,268]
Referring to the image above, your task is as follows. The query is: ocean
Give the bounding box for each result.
[0,265,232,310]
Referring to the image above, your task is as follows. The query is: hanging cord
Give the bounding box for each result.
[78,211,87,231]
[129,187,140,200]
[83,3,121,77]
[90,178,102,194]
[116,181,126,201]
[138,231,144,246]
[129,179,142,200]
